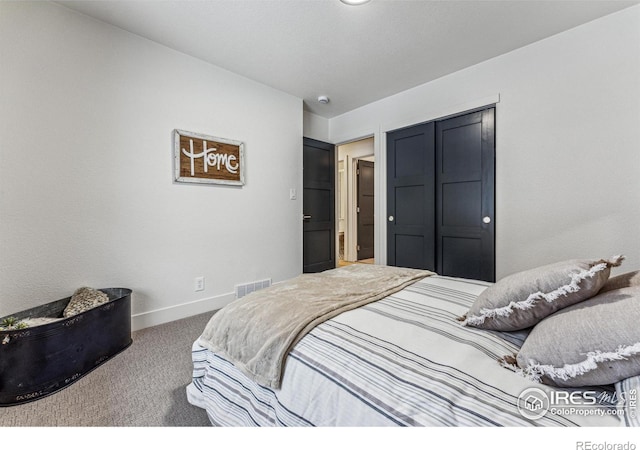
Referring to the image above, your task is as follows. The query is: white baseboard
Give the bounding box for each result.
[131,291,235,332]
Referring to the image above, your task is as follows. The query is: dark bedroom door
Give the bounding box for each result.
[386,107,495,281]
[303,137,336,273]
[357,159,375,260]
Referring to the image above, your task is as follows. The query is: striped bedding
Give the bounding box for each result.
[187,275,623,426]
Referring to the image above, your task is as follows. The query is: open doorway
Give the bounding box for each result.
[337,137,375,267]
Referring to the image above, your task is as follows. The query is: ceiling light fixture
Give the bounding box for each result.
[317,95,330,104]
[340,0,371,5]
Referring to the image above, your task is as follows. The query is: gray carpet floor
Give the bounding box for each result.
[0,311,214,427]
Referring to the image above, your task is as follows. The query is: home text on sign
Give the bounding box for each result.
[174,129,244,186]
[182,139,239,175]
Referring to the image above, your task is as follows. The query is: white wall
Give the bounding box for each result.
[0,2,303,328]
[326,5,640,279]
[303,111,329,143]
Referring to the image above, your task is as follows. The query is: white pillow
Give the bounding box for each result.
[461,256,623,331]
[508,285,640,388]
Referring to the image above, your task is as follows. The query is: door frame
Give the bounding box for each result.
[335,138,376,264]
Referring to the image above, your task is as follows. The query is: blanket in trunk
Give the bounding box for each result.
[197,264,434,388]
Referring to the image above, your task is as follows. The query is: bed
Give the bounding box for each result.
[186,264,637,427]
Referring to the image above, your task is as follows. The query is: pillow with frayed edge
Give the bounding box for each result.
[500,284,640,388]
[459,255,624,331]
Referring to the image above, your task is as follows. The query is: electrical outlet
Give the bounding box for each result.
[195,276,205,292]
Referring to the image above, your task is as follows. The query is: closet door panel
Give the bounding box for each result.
[436,108,495,282]
[386,123,435,271]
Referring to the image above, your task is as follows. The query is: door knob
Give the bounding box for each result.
[388,216,394,222]
[482,216,491,224]
[303,215,312,220]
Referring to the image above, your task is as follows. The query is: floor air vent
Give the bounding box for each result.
[235,279,272,299]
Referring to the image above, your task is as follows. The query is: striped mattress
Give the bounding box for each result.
[187,275,623,426]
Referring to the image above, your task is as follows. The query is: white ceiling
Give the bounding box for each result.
[57,0,639,119]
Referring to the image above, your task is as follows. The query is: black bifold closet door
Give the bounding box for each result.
[387,107,495,282]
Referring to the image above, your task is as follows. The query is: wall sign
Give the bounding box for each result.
[173,129,245,186]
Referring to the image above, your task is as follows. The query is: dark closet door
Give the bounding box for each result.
[436,108,495,281]
[303,137,335,273]
[357,160,375,260]
[386,107,495,281]
[386,122,436,270]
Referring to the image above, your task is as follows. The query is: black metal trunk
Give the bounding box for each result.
[0,288,132,406]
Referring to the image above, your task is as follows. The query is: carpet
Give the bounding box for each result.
[0,311,214,427]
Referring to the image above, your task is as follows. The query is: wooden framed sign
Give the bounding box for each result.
[174,129,245,186]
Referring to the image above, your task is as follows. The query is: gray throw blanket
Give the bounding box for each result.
[197,264,434,388]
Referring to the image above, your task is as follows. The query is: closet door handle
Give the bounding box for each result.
[303,215,312,220]
[388,216,394,222]
[482,216,491,224]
